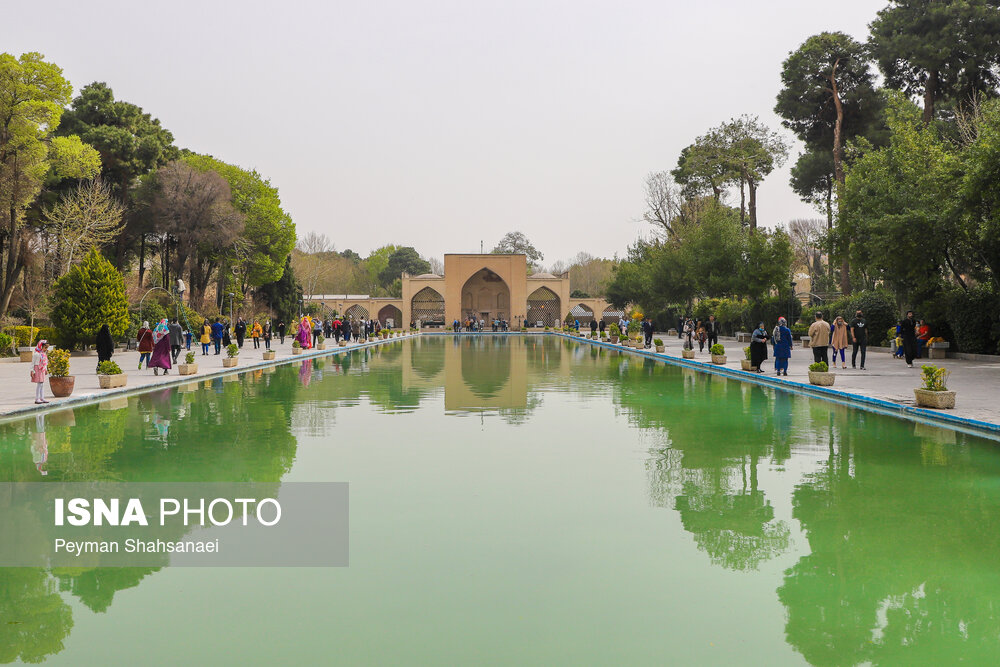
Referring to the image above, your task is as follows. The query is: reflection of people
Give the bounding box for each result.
[299,359,313,386]
[32,414,48,475]
[31,340,49,404]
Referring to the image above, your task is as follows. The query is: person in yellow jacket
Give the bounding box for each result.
[200,321,212,355]
[251,320,263,349]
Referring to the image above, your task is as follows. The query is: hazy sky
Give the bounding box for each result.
[7,0,885,267]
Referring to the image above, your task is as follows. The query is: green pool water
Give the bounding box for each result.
[2,335,1000,665]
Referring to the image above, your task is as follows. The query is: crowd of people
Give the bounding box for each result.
[453,317,511,332]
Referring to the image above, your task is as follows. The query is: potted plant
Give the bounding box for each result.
[381,329,389,339]
[316,334,326,350]
[292,340,303,355]
[633,335,644,349]
[710,343,727,365]
[338,338,347,347]
[608,323,619,344]
[808,361,835,386]
[741,346,753,371]
[47,348,74,397]
[654,338,665,353]
[97,360,126,388]
[262,347,276,360]
[223,343,239,367]
[178,351,199,375]
[914,364,956,408]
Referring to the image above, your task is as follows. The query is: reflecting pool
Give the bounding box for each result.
[2,335,1000,665]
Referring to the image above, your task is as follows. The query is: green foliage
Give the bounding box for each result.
[97,360,122,375]
[654,338,663,346]
[802,289,896,344]
[257,255,302,324]
[0,332,11,354]
[943,284,1000,354]
[920,364,950,391]
[608,323,620,337]
[47,348,71,377]
[710,343,725,355]
[492,231,543,264]
[51,248,130,348]
[292,339,301,348]
[745,346,752,360]
[184,351,195,364]
[570,289,591,298]
[8,326,39,347]
[226,343,239,358]
[183,154,295,290]
[378,247,430,286]
[809,361,829,372]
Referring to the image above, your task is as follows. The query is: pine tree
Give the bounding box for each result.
[51,248,130,348]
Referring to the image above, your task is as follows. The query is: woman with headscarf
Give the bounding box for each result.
[749,322,769,373]
[96,324,115,371]
[149,319,173,375]
[297,315,312,349]
[222,321,232,348]
[771,317,792,377]
[137,321,154,369]
[31,340,49,404]
[831,315,850,369]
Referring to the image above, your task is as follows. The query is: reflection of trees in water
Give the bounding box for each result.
[777,410,1000,666]
[0,568,73,664]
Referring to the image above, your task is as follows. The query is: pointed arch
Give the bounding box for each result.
[411,287,445,325]
[527,287,561,327]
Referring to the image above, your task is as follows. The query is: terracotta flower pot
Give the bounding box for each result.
[711,354,727,365]
[178,363,198,376]
[292,348,303,355]
[338,341,346,347]
[741,360,752,371]
[914,388,956,409]
[808,371,836,386]
[317,343,326,350]
[655,345,665,353]
[48,375,75,397]
[222,357,238,367]
[262,351,275,360]
[682,349,695,359]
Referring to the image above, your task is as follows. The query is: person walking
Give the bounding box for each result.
[312,318,322,347]
[598,319,606,335]
[677,316,684,339]
[168,318,184,363]
[900,310,918,368]
[808,311,831,366]
[682,317,694,350]
[235,318,247,348]
[297,315,313,349]
[211,318,224,354]
[333,318,342,343]
[251,320,263,349]
[343,319,352,342]
[31,340,49,404]
[831,316,850,369]
[96,324,115,371]
[277,319,286,345]
[263,320,272,350]
[149,319,173,375]
[772,317,792,376]
[850,310,868,370]
[705,315,720,349]
[222,321,232,348]
[137,321,154,369]
[750,322,770,373]
[696,320,707,353]
[642,318,654,348]
[200,320,212,355]
[352,319,361,342]
[590,319,598,337]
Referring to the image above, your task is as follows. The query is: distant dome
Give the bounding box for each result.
[530,272,556,278]
[413,273,441,279]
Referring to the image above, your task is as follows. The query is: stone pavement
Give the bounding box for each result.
[608,331,1000,431]
[0,335,403,420]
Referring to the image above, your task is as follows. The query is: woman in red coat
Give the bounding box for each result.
[137,321,154,369]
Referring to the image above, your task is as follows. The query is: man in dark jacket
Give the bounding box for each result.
[642,318,654,348]
[900,311,918,368]
[705,315,720,348]
[168,318,184,363]
[276,320,286,344]
[234,318,247,348]
[849,310,867,370]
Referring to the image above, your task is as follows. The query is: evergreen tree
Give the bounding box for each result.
[50,248,130,348]
[257,255,303,323]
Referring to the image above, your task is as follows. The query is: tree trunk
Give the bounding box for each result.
[830,60,851,296]
[138,233,146,287]
[748,181,757,232]
[923,70,937,125]
[740,177,746,224]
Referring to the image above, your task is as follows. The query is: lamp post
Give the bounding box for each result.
[790,281,797,323]
[227,293,235,326]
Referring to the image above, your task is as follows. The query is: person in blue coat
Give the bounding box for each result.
[772,317,793,377]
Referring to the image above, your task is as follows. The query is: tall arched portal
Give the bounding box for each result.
[461,269,510,323]
[527,287,561,327]
[411,287,445,325]
[378,304,403,328]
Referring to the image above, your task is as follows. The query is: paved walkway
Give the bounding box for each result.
[600,331,1000,430]
[0,335,402,419]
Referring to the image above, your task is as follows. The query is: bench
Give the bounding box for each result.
[736,332,751,343]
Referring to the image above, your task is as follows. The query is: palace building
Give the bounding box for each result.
[304,253,619,328]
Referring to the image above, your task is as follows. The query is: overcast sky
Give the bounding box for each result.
[8,0,885,267]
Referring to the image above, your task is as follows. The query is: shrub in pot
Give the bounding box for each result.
[178,351,199,375]
[47,348,74,397]
[223,343,240,367]
[710,343,727,365]
[808,361,835,386]
[262,348,276,360]
[292,340,303,355]
[97,360,127,388]
[741,346,753,371]
[654,338,665,353]
[914,364,956,408]
[316,334,326,350]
